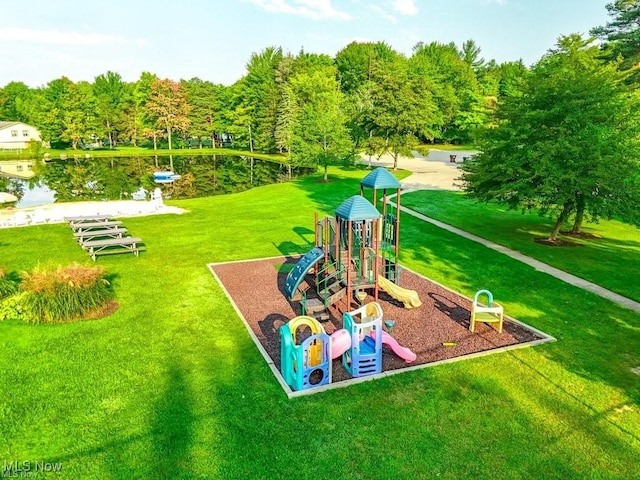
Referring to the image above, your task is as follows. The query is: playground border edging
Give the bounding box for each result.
[208,257,556,399]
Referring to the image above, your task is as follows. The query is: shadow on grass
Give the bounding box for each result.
[400,213,640,406]
[147,361,195,478]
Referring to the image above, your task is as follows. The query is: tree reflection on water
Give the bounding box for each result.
[0,155,314,207]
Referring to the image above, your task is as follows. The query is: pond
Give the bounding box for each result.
[0,155,314,208]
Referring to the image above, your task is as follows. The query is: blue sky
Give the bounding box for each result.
[0,0,611,88]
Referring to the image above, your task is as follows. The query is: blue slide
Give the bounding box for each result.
[284,247,324,300]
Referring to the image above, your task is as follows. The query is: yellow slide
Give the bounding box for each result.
[377,275,422,309]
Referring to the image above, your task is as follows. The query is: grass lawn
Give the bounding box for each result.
[0,167,638,479]
[401,190,640,303]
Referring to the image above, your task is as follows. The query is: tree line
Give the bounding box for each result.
[0,39,525,171]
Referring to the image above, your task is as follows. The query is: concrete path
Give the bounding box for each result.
[361,148,473,191]
[397,201,640,313]
[366,150,640,313]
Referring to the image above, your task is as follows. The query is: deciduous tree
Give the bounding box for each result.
[93,71,128,148]
[145,78,190,150]
[289,66,353,181]
[461,34,640,241]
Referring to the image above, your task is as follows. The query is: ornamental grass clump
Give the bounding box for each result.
[20,263,115,323]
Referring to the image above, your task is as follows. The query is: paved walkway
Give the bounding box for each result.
[397,200,640,313]
[370,150,640,313]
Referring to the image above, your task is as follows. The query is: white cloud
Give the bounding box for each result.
[392,0,418,15]
[370,4,398,23]
[243,0,353,20]
[0,27,148,47]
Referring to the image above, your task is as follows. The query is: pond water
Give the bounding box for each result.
[0,155,314,208]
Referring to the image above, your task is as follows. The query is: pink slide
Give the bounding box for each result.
[371,330,417,363]
[330,329,351,359]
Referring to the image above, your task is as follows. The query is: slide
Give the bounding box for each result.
[329,329,351,359]
[284,247,325,300]
[372,330,417,363]
[377,275,422,309]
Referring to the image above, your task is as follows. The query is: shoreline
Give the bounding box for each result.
[0,199,185,228]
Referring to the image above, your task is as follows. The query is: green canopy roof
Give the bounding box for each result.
[360,167,401,190]
[335,195,381,221]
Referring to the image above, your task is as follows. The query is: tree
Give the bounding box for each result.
[122,72,158,147]
[60,81,98,149]
[409,41,485,143]
[182,77,221,147]
[0,82,29,121]
[459,39,485,71]
[274,83,296,158]
[335,41,398,95]
[93,71,127,148]
[371,53,437,169]
[239,47,284,152]
[461,34,640,241]
[591,0,640,77]
[145,79,190,150]
[274,54,297,159]
[289,67,353,181]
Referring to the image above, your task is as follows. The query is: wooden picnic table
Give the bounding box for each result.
[71,220,123,232]
[74,227,129,244]
[83,236,143,261]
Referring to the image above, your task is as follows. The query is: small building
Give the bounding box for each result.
[0,121,42,149]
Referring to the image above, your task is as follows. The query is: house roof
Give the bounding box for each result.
[335,195,381,221]
[360,167,401,190]
[0,121,23,130]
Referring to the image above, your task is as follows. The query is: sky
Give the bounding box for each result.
[0,0,613,88]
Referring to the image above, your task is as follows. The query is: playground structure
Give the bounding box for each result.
[280,302,416,392]
[280,316,331,391]
[283,167,421,321]
[342,302,384,377]
[470,289,504,333]
[279,168,428,391]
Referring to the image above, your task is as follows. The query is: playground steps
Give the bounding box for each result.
[305,298,326,314]
[304,298,331,322]
[325,284,346,306]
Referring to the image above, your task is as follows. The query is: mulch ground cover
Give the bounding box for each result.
[210,256,552,390]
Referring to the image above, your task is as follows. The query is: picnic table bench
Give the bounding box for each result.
[83,236,144,261]
[65,215,113,224]
[71,220,123,232]
[74,227,129,244]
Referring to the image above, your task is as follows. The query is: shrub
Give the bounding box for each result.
[20,263,114,323]
[26,139,43,159]
[0,267,17,300]
[0,292,30,322]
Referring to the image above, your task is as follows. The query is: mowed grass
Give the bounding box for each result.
[402,190,640,303]
[0,167,639,480]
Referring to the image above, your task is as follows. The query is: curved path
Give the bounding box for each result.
[367,150,640,313]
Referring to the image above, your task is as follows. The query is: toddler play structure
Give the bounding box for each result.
[280,302,416,392]
[470,289,504,333]
[342,302,384,377]
[283,167,421,320]
[280,316,331,391]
